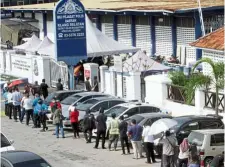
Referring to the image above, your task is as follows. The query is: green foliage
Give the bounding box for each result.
[168,71,187,86]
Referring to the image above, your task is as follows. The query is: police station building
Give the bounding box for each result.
[1,0,224,63]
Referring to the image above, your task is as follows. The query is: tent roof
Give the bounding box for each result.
[14,34,41,50]
[26,36,53,52]
[123,50,171,72]
[37,15,139,57]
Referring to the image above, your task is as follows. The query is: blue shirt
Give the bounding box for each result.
[12,91,22,106]
[3,92,8,104]
[33,103,48,114]
[32,97,40,107]
[128,124,143,141]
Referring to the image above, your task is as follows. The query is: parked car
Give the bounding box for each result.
[208,153,224,167]
[93,102,162,136]
[0,132,15,152]
[44,90,84,106]
[171,115,224,145]
[188,129,224,167]
[61,92,111,118]
[1,150,52,167]
[63,97,126,131]
[125,113,172,127]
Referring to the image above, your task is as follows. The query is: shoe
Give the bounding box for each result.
[45,127,48,130]
[32,126,36,128]
[56,137,59,139]
[9,118,12,119]
[62,136,65,138]
[93,147,98,149]
[102,147,107,149]
[121,153,125,155]
[152,161,157,163]
[140,155,145,158]
[145,162,151,164]
[40,129,45,132]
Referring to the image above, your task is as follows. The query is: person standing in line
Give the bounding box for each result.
[12,87,22,122]
[70,107,79,138]
[119,115,130,155]
[20,92,27,123]
[92,76,99,92]
[83,110,95,143]
[56,78,63,91]
[40,79,49,99]
[3,88,8,116]
[177,138,190,167]
[7,88,13,119]
[159,130,178,167]
[31,81,40,96]
[24,84,30,95]
[22,93,34,126]
[85,77,92,91]
[32,94,41,128]
[38,100,48,132]
[127,119,143,160]
[108,113,119,151]
[53,107,65,138]
[142,122,156,164]
[94,108,107,149]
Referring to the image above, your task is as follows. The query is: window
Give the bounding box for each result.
[140,106,160,113]
[211,134,224,146]
[188,132,204,146]
[1,133,11,148]
[200,121,221,129]
[105,106,128,117]
[78,96,91,103]
[125,107,139,117]
[108,100,124,108]
[92,101,109,112]
[182,122,199,132]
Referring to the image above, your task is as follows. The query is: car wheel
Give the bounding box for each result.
[204,157,213,167]
[78,120,83,132]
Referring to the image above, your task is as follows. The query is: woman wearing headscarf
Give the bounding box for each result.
[177,138,189,167]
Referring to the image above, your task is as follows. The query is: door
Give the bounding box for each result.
[209,133,224,156]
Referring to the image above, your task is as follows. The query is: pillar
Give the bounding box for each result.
[113,15,118,41]
[127,72,141,101]
[68,65,74,90]
[99,65,108,92]
[195,12,202,60]
[195,88,205,111]
[131,15,136,47]
[150,16,156,56]
[32,12,35,19]
[109,68,116,96]
[171,16,177,57]
[42,12,47,37]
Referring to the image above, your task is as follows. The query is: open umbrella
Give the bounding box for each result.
[8,80,24,88]
[149,118,177,135]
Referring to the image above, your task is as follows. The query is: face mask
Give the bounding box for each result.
[52,100,56,103]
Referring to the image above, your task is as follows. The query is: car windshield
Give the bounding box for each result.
[44,93,56,104]
[188,132,204,146]
[76,103,95,111]
[105,106,128,117]
[14,159,51,167]
[61,95,82,105]
[1,133,11,147]
[125,115,144,124]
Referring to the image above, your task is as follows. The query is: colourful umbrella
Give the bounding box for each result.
[8,80,24,87]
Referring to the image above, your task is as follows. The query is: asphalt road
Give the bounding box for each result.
[1,117,161,167]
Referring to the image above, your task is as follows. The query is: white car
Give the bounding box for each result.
[0,132,15,152]
[93,102,162,136]
[188,129,224,167]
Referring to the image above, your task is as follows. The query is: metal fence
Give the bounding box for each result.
[204,90,224,112]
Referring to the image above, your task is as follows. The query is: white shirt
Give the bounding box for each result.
[23,98,33,110]
[7,93,13,103]
[142,126,154,143]
[178,147,189,159]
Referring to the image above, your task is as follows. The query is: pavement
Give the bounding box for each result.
[1,117,161,167]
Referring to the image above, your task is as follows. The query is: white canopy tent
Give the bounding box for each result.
[37,15,139,57]
[14,34,41,50]
[26,36,53,53]
[123,50,171,72]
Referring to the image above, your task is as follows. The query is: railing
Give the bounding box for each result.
[167,84,195,106]
[204,90,224,112]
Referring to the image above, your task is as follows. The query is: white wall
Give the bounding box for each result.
[145,74,225,118]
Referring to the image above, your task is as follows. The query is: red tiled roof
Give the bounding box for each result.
[190,27,224,51]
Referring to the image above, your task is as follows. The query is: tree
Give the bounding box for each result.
[192,58,224,115]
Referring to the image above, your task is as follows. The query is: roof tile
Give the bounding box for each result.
[190,27,224,51]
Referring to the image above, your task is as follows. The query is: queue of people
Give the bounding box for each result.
[3,80,201,167]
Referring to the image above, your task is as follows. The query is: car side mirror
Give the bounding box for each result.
[10,140,14,144]
[123,114,128,118]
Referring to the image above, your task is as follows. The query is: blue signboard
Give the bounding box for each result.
[54,0,87,65]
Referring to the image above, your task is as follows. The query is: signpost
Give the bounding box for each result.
[54,0,87,89]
